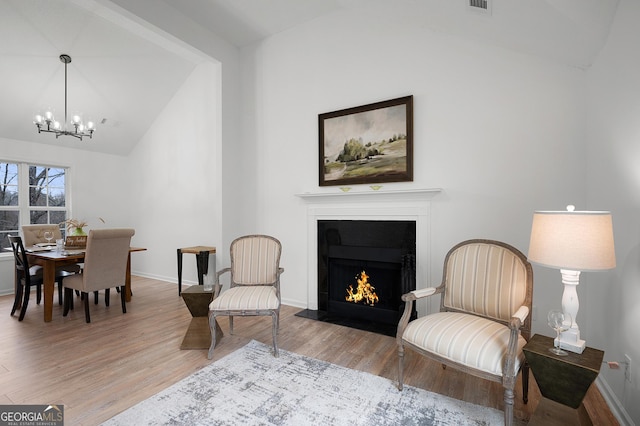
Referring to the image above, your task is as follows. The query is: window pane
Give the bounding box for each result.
[30,210,49,224]
[29,165,46,186]
[48,187,65,207]
[50,211,66,226]
[48,167,65,188]
[30,186,47,206]
[29,165,46,206]
[1,162,18,206]
[0,210,19,249]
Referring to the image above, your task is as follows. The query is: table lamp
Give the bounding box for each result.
[527,205,615,354]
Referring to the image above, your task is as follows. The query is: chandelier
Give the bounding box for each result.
[33,54,96,141]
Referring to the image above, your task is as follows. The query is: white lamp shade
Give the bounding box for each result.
[528,210,616,271]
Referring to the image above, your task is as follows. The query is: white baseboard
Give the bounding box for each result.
[595,376,635,426]
[132,271,182,285]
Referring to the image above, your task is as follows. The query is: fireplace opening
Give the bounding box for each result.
[296,220,416,336]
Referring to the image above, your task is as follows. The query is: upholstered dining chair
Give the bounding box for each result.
[21,224,63,248]
[208,235,284,359]
[22,224,82,304]
[9,235,44,321]
[62,228,135,323]
[397,239,533,426]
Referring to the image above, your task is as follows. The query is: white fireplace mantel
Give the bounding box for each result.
[296,187,441,313]
[295,187,441,204]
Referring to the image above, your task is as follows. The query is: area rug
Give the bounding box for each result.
[102,340,503,425]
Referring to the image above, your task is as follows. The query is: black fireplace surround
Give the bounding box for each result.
[296,220,416,336]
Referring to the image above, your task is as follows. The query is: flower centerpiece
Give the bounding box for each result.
[61,219,88,236]
[60,217,105,236]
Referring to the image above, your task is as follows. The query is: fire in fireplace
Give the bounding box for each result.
[345,271,378,306]
[296,219,416,336]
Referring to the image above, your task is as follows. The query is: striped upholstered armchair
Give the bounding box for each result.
[208,235,284,359]
[397,239,533,426]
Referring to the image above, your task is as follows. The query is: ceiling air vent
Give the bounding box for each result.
[467,0,491,15]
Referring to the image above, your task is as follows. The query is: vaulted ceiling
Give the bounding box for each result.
[0,0,619,156]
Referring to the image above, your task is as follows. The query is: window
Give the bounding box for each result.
[0,161,70,250]
[0,162,19,249]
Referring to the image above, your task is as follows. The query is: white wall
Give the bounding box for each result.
[585,0,640,423]
[107,0,248,270]
[240,10,586,327]
[0,136,130,294]
[127,61,222,285]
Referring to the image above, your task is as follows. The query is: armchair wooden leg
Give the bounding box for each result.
[105,288,110,307]
[208,313,218,360]
[503,387,514,426]
[271,311,279,358]
[397,344,405,391]
[229,316,234,335]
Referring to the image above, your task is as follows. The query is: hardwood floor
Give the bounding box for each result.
[0,276,618,425]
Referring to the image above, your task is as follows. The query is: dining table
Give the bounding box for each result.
[26,246,147,322]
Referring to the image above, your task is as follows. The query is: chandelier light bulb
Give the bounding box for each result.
[86,121,95,130]
[44,110,54,121]
[71,114,81,125]
[53,121,61,130]
[33,114,43,125]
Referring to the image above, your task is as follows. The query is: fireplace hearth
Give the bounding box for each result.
[296,220,416,336]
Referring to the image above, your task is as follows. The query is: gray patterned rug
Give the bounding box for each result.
[103,340,502,425]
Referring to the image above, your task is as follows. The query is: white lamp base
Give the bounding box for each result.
[557,269,586,354]
[557,328,585,354]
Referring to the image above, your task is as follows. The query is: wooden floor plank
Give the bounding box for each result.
[0,276,618,425]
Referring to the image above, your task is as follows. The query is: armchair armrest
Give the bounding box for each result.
[511,305,529,326]
[213,268,231,299]
[401,287,438,302]
[397,287,441,343]
[215,267,231,284]
[503,305,530,384]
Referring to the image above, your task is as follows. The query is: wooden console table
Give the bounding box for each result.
[176,245,216,295]
[523,334,604,425]
[180,285,222,350]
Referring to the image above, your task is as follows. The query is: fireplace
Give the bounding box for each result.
[301,220,416,336]
[295,187,439,336]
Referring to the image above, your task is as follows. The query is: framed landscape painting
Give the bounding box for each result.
[319,95,413,187]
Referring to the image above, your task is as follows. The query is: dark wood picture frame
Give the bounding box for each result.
[319,95,413,187]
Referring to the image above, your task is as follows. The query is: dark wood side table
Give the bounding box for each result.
[180,285,223,350]
[177,245,216,295]
[523,334,604,426]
